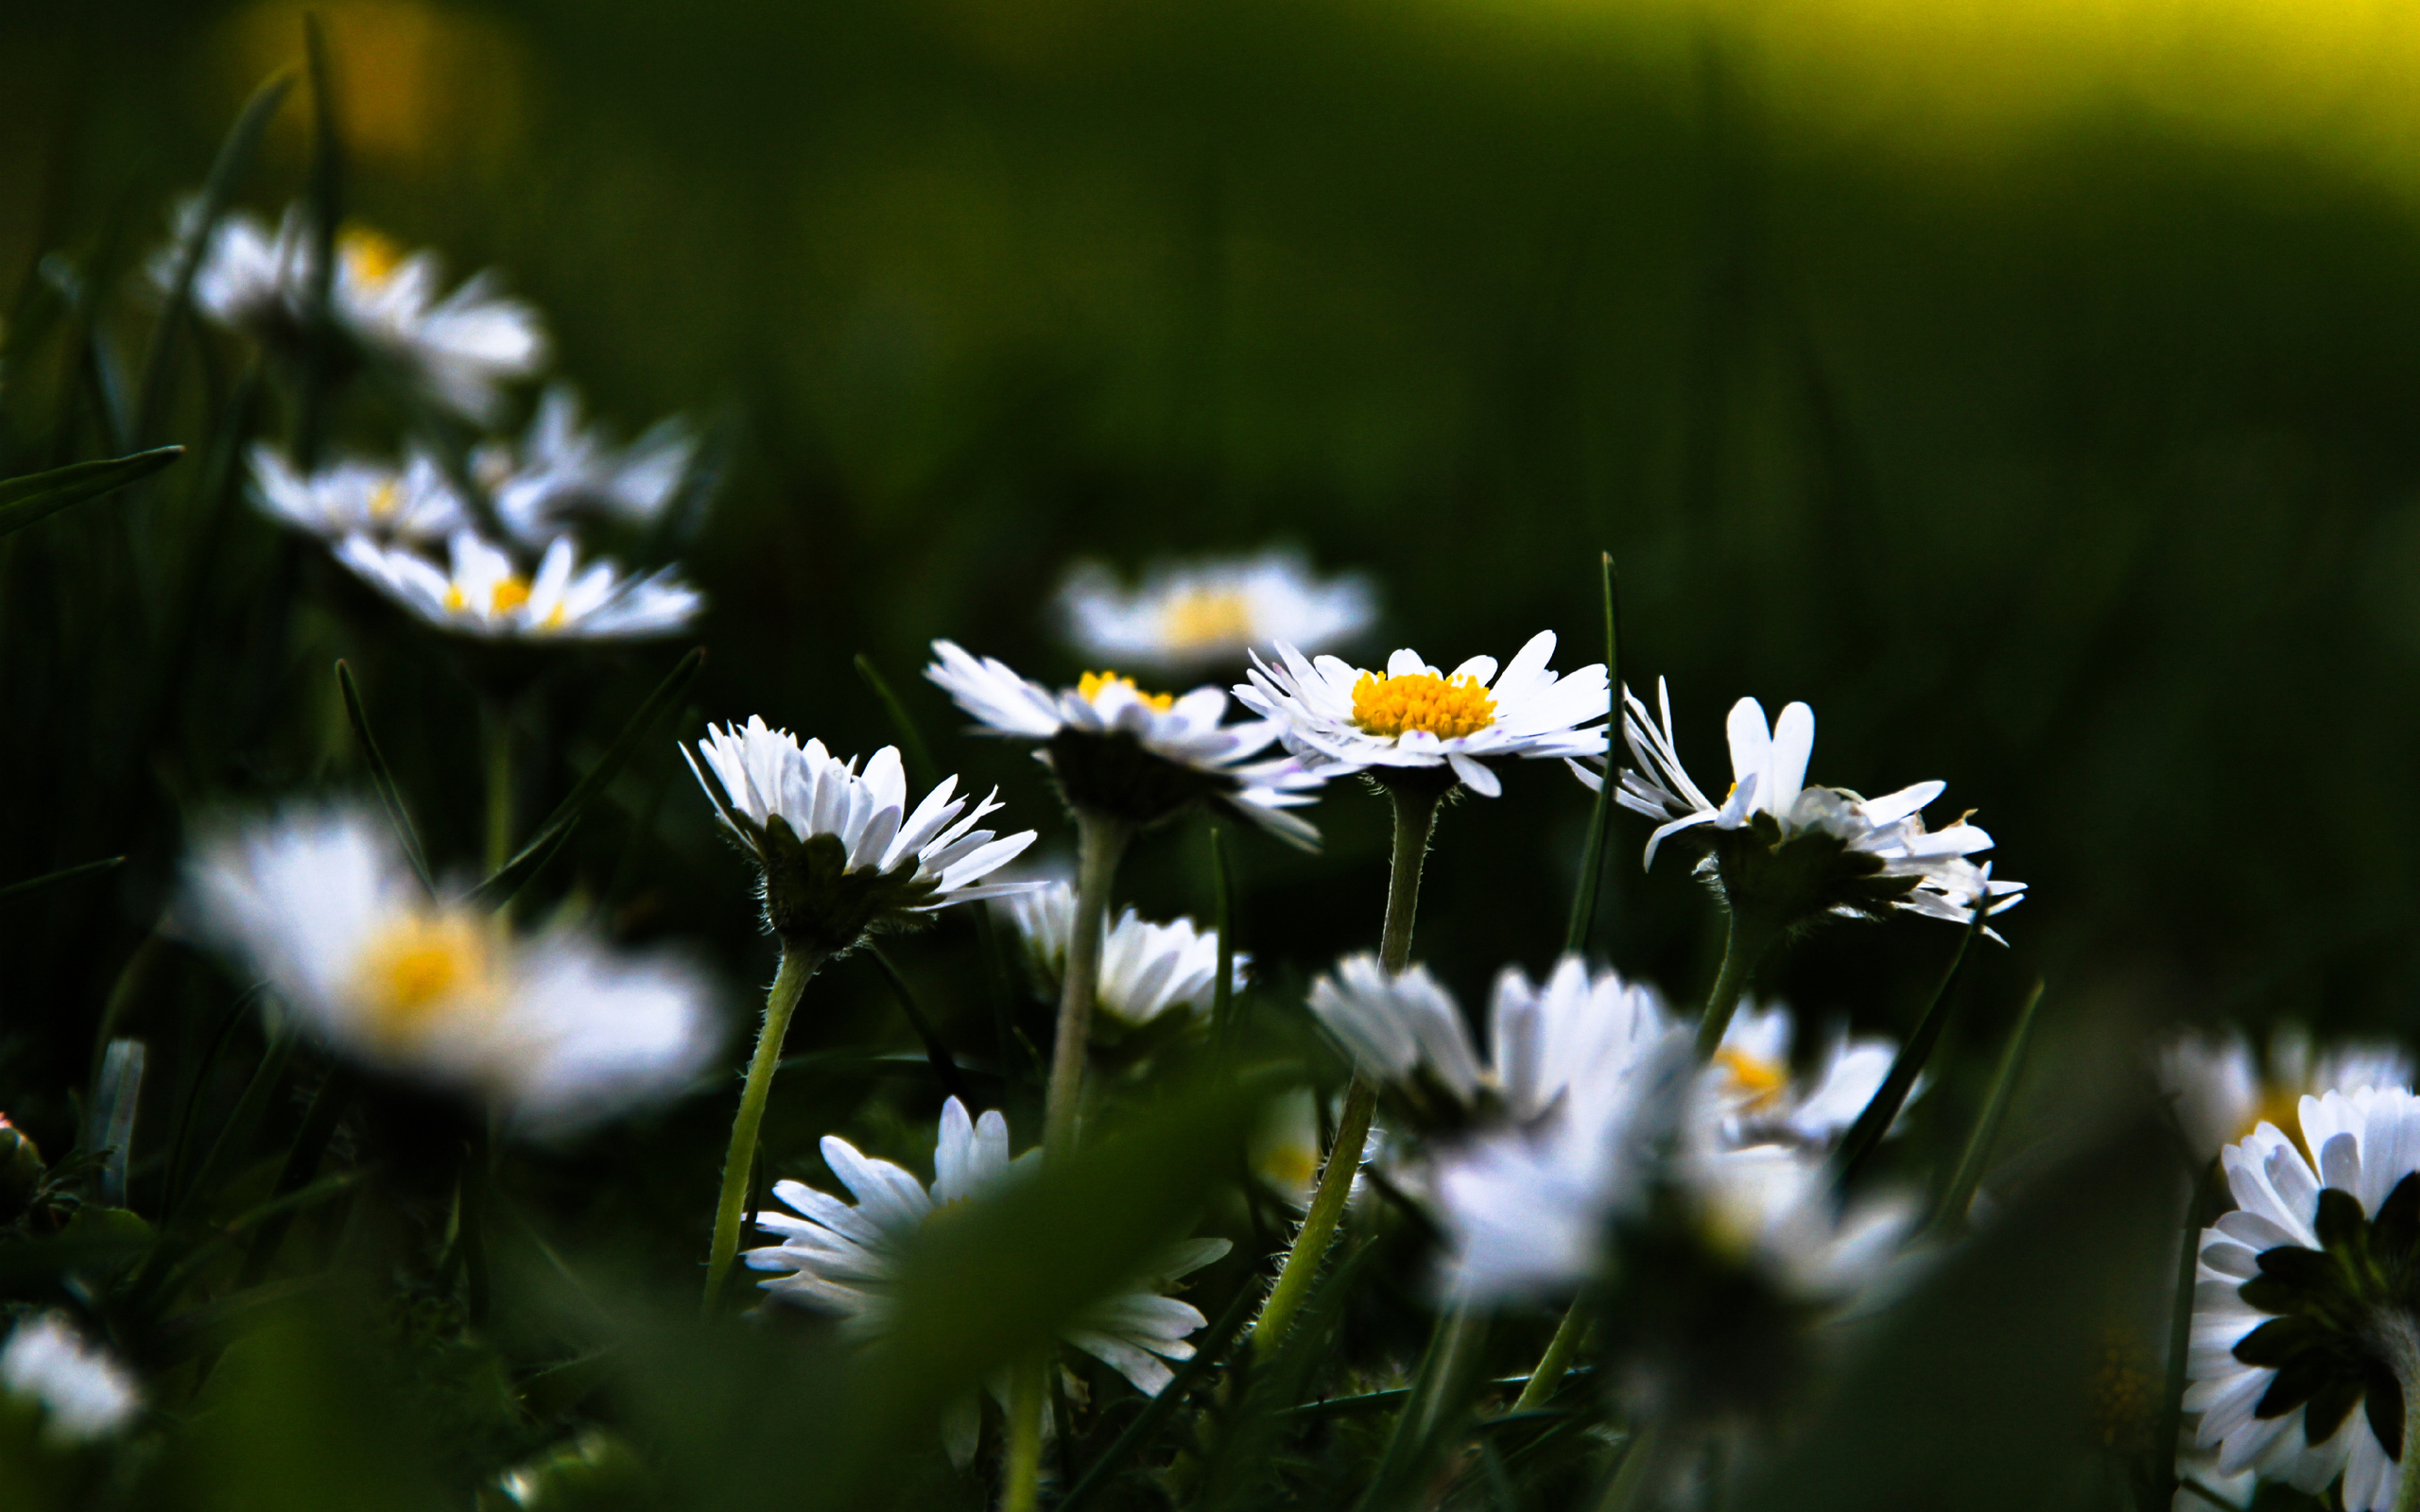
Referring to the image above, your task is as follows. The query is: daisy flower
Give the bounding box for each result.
[686,718,1044,954]
[1,1314,139,1444]
[159,204,545,424]
[925,641,1324,845]
[2159,1026,2413,1160]
[1054,551,1376,673]
[337,530,701,641]
[1677,1140,1918,1307]
[1598,678,2024,935]
[743,1097,1233,1466]
[1704,1000,1901,1151]
[249,445,465,543]
[182,805,717,1134]
[2185,1089,2420,1510]
[480,385,700,545]
[998,880,1245,1038]
[1235,631,1608,799]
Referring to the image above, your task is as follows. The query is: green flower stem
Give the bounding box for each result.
[1043,810,1133,1160]
[701,943,826,1310]
[1250,783,1442,1362]
[2399,1374,2420,1512]
[1512,1301,1589,1414]
[1003,1356,1046,1512]
[482,696,515,880]
[1691,909,1775,1061]
[1595,1420,1665,1512]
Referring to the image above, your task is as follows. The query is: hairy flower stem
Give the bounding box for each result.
[701,943,825,1311]
[2380,1313,2420,1512]
[1043,811,1133,1160]
[1003,1358,1046,1512]
[1250,784,1442,1362]
[1692,909,1776,1062]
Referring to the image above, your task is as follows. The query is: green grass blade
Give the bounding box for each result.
[1929,978,2045,1234]
[336,660,435,894]
[864,946,976,1107]
[856,652,940,790]
[1833,896,1993,1186]
[0,854,124,908]
[294,14,343,468]
[1563,551,1618,955]
[134,70,296,446]
[469,646,707,907]
[1210,821,1236,1048]
[0,444,184,537]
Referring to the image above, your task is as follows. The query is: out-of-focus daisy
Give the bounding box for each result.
[2184,1089,2420,1511]
[182,805,716,1134]
[998,880,1244,1040]
[158,204,545,423]
[1054,551,1376,673]
[1236,631,1608,799]
[1305,954,1671,1130]
[1,1314,139,1444]
[1679,1141,1918,1307]
[1598,678,2024,935]
[479,385,700,545]
[925,641,1324,845]
[337,530,701,641]
[2159,1026,2412,1160]
[687,718,1043,954]
[743,1097,1233,1466]
[1704,1001,1899,1151]
[249,445,465,543]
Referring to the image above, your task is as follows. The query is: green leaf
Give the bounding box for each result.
[1930,977,2045,1233]
[0,445,184,538]
[468,646,707,907]
[134,69,297,446]
[1564,551,1618,955]
[0,854,123,908]
[1833,894,1994,1186]
[855,652,941,792]
[336,661,435,894]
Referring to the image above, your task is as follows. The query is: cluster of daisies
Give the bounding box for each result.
[158,204,703,642]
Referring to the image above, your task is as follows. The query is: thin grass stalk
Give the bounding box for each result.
[701,944,826,1309]
[1042,811,1133,1159]
[1563,552,1619,957]
[1209,822,1236,1051]
[1928,978,2046,1236]
[1833,893,1992,1185]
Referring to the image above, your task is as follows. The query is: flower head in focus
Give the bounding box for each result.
[742,1097,1233,1466]
[1055,551,1375,673]
[338,531,701,641]
[182,805,717,1134]
[1236,631,1608,798]
[1704,1001,1902,1152]
[2184,1089,2420,1511]
[998,880,1244,1042]
[479,385,701,546]
[1597,678,2024,936]
[249,445,466,544]
[687,718,1043,954]
[925,641,1324,845]
[2159,1027,2412,1161]
[158,204,545,424]
[1,1314,139,1444]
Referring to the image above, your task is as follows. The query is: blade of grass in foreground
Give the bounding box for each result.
[0,445,184,538]
[337,661,435,894]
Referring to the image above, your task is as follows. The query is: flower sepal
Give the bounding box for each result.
[1700,807,1926,935]
[1043,727,1234,830]
[752,816,945,954]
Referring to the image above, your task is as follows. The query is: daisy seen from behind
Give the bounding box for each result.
[743,1097,1233,1467]
[338,530,701,641]
[159,204,545,424]
[181,804,717,1136]
[1054,550,1376,673]
[2185,1088,2420,1511]
[1236,630,1608,799]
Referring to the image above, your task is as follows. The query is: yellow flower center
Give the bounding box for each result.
[1713,1047,1791,1111]
[339,226,407,288]
[1349,671,1495,740]
[369,479,400,519]
[1260,1143,1318,1196]
[2240,1083,2312,1154]
[352,912,494,1046]
[447,576,534,616]
[1160,590,1256,651]
[1078,670,1174,712]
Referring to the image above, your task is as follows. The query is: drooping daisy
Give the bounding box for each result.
[998,880,1245,1038]
[2159,1027,2413,1161]
[1,1314,140,1443]
[686,718,1044,954]
[925,641,1324,845]
[182,805,717,1134]
[249,445,466,543]
[2185,1089,2420,1510]
[159,204,546,423]
[337,530,701,640]
[743,1097,1234,1466]
[480,385,700,545]
[1054,551,1376,673]
[1236,631,1609,798]
[1704,1000,1900,1151]
[1598,678,2025,935]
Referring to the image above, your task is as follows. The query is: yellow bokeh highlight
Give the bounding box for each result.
[221,0,525,168]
